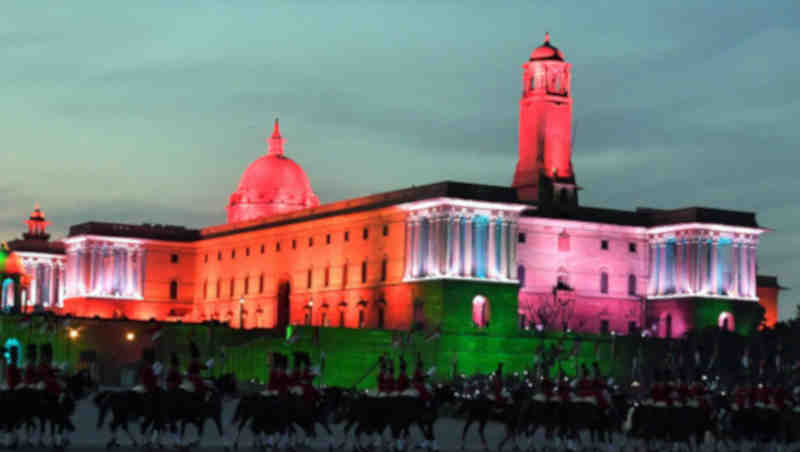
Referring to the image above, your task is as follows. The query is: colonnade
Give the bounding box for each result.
[647,236,757,298]
[22,259,66,308]
[66,242,146,298]
[404,211,518,281]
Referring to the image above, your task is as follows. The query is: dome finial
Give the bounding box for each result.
[544,32,550,43]
[267,117,285,156]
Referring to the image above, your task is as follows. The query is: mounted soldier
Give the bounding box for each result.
[23,343,39,387]
[384,356,396,394]
[489,362,505,405]
[6,347,22,390]
[557,370,571,403]
[266,352,285,395]
[185,341,208,398]
[38,343,62,398]
[288,352,304,395]
[136,347,159,394]
[412,353,431,401]
[166,352,182,392]
[297,352,318,403]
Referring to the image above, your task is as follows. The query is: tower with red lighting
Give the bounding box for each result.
[24,203,51,241]
[513,33,578,206]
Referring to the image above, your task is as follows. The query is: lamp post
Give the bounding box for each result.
[239,297,245,330]
[67,328,78,369]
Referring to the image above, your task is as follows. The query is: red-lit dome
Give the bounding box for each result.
[0,244,24,276]
[530,32,564,61]
[227,119,320,223]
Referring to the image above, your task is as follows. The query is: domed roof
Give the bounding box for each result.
[227,119,320,223]
[530,33,564,61]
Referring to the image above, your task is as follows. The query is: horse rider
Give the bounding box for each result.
[166,352,182,392]
[385,357,397,394]
[557,370,572,403]
[396,355,410,392]
[38,343,63,398]
[731,377,751,411]
[186,342,208,398]
[649,372,670,407]
[377,355,390,394]
[136,347,159,393]
[412,353,431,401]
[490,362,504,404]
[540,374,556,401]
[675,374,691,406]
[576,364,593,400]
[23,343,39,387]
[267,352,284,394]
[297,352,319,403]
[6,347,22,390]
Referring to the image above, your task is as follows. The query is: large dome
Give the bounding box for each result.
[226,119,320,223]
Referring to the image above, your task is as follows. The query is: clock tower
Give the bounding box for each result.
[513,33,578,206]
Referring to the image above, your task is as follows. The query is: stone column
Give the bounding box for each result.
[450,216,461,276]
[445,215,454,276]
[426,216,436,277]
[730,242,739,297]
[126,248,134,296]
[657,242,667,295]
[710,239,719,295]
[139,249,147,298]
[49,262,56,307]
[404,219,413,278]
[486,216,496,279]
[464,216,473,277]
[748,244,757,298]
[410,218,419,278]
[499,219,509,279]
[689,239,698,293]
[510,221,519,280]
[647,243,657,295]
[439,215,448,275]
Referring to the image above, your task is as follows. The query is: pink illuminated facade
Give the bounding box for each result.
[5,35,777,337]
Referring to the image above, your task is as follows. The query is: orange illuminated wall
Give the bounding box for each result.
[756,275,783,328]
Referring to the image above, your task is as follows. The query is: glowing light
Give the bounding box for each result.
[68,329,79,340]
[125,332,135,342]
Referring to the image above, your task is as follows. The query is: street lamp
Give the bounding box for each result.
[68,328,79,340]
[67,328,79,369]
[125,331,135,342]
[239,297,245,330]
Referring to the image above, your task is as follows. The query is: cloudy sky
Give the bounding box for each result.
[2,2,798,319]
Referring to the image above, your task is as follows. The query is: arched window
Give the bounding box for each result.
[229,278,235,298]
[472,295,490,328]
[361,260,368,283]
[718,312,735,332]
[169,280,178,300]
[203,280,208,300]
[628,274,637,296]
[600,271,609,294]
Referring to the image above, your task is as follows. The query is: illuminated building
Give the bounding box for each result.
[3,35,781,337]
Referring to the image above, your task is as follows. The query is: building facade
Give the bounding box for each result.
[5,35,778,337]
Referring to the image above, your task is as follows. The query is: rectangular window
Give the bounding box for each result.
[380,259,387,282]
[326,234,331,245]
[217,251,222,261]
[216,280,221,298]
[276,242,281,252]
[377,308,385,329]
[204,254,208,263]
[260,244,265,254]
[203,280,208,299]
[170,254,179,263]
[518,233,526,243]
[601,240,609,250]
[382,225,389,236]
[259,274,264,294]
[363,228,369,240]
[231,249,236,259]
[229,278,235,297]
[244,276,250,294]
[361,261,367,283]
[246,247,250,257]
[292,239,297,250]
[339,311,345,328]
[344,231,350,242]
[170,281,178,300]
[307,269,312,289]
[308,237,313,247]
[601,320,610,335]
[629,242,637,253]
[324,267,330,287]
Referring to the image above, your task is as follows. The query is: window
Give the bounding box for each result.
[628,274,637,296]
[260,244,265,254]
[304,311,311,326]
[629,242,637,253]
[204,254,208,263]
[324,267,330,287]
[292,239,296,250]
[363,228,369,240]
[472,295,490,328]
[344,231,350,242]
[358,310,365,328]
[217,251,222,261]
[321,312,328,327]
[380,259,387,282]
[276,242,281,252]
[601,240,609,250]
[382,225,389,236]
[231,249,236,259]
[518,233,526,243]
[601,320,610,335]
[361,260,367,283]
[339,310,345,327]
[326,234,331,245]
[307,269,313,289]
[229,278,234,298]
[308,237,313,247]
[203,280,208,300]
[170,254,179,263]
[600,272,609,294]
[246,247,250,257]
[244,276,250,295]
[259,274,264,294]
[216,280,221,298]
[169,280,178,300]
[342,263,349,287]
[377,308,385,329]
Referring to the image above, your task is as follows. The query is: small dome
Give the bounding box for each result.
[530,32,564,61]
[226,120,320,223]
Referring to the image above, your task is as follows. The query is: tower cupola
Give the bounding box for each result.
[24,203,51,240]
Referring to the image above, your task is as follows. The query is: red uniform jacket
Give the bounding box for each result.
[267,369,282,391]
[23,364,38,385]
[558,381,571,402]
[6,363,21,390]
[396,372,410,392]
[541,378,555,399]
[138,365,158,392]
[37,363,61,396]
[412,368,430,400]
[166,367,182,391]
